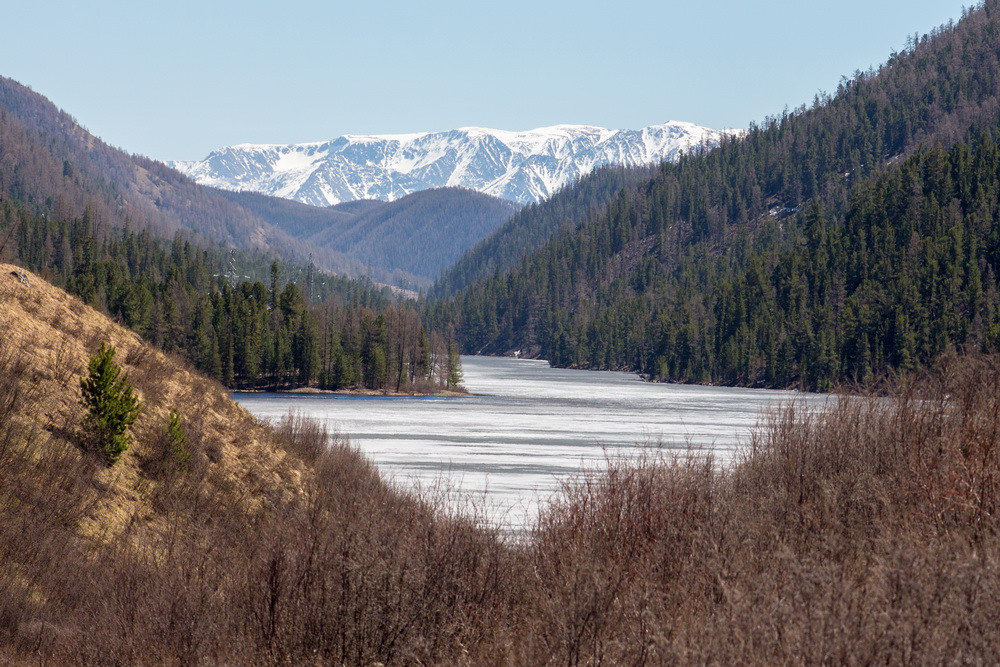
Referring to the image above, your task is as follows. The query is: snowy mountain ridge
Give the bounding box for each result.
[169,121,732,206]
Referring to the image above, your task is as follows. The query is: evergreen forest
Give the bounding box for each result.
[430,4,1000,390]
[1,200,463,393]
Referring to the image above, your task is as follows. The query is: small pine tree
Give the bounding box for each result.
[80,342,141,465]
[446,343,463,389]
[418,327,431,381]
[165,411,189,472]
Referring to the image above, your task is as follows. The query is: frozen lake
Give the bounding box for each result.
[234,356,822,531]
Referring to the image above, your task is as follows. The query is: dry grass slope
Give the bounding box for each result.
[0,265,513,664]
[0,263,309,537]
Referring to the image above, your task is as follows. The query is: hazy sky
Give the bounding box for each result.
[2,1,972,161]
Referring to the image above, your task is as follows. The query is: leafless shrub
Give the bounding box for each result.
[0,338,42,468]
[19,292,42,316]
[122,341,156,374]
[48,337,80,389]
[271,410,329,463]
[138,411,202,487]
[68,298,86,316]
[84,327,111,353]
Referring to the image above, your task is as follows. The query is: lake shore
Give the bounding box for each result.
[235,386,469,398]
[235,355,823,531]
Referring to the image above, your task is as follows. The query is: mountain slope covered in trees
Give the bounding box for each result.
[307,188,519,287]
[0,76,363,274]
[430,164,658,298]
[431,3,1000,390]
[1,77,513,287]
[221,187,519,287]
[1,194,463,393]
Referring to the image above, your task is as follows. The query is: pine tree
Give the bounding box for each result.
[80,342,142,465]
[165,411,189,473]
[446,343,463,389]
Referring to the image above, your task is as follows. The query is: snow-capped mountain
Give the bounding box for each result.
[169,121,731,206]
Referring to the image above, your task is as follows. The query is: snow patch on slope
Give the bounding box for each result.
[169,121,735,206]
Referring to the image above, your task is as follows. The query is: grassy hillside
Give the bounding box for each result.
[3,263,1000,663]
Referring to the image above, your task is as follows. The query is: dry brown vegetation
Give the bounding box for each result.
[520,359,1000,664]
[0,266,514,664]
[3,265,1000,664]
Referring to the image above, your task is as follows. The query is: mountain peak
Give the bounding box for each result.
[169,121,732,206]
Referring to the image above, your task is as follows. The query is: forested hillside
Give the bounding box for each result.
[304,187,518,287]
[1,77,514,288]
[211,188,362,249]
[0,77,359,274]
[430,164,657,297]
[1,198,462,393]
[434,3,1000,390]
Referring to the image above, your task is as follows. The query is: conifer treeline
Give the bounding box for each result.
[431,3,1000,390]
[436,133,1000,390]
[430,164,657,298]
[1,201,462,392]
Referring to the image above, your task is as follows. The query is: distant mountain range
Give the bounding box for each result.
[169,122,730,206]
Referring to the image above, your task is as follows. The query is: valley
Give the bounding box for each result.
[2,1,1000,663]
[235,355,827,532]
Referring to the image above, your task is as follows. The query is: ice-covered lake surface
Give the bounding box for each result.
[233,356,825,533]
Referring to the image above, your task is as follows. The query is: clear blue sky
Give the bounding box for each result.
[1,0,972,161]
